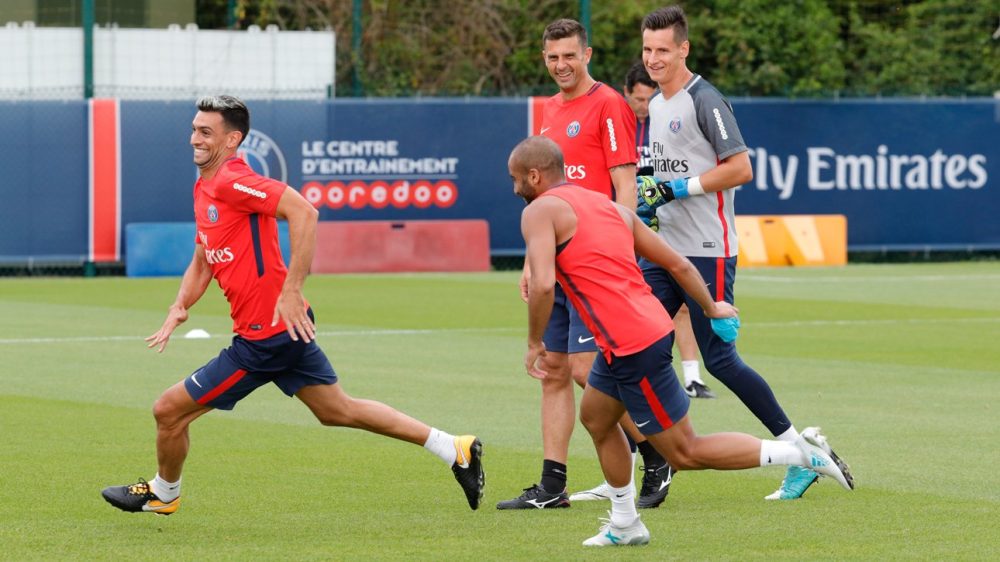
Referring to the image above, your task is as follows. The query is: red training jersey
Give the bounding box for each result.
[541,185,673,362]
[193,157,295,340]
[541,82,638,200]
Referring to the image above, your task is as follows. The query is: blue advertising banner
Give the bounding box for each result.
[732,99,999,250]
[0,101,89,261]
[118,98,531,256]
[0,97,996,261]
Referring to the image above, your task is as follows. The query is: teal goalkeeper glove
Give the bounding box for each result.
[710,316,740,343]
[636,201,659,232]
[637,175,693,209]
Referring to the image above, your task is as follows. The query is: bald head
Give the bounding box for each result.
[508,136,566,203]
[509,136,564,176]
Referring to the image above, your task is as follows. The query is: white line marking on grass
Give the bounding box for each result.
[0,327,522,345]
[742,274,1000,283]
[2,319,998,344]
[751,317,1000,328]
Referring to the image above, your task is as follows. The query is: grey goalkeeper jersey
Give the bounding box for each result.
[648,74,747,258]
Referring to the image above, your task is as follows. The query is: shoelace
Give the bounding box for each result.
[127,478,153,496]
[593,510,617,533]
[519,485,546,498]
[638,466,661,495]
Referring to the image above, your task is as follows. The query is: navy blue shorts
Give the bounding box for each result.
[640,255,738,365]
[587,335,690,435]
[184,318,337,411]
[543,284,598,354]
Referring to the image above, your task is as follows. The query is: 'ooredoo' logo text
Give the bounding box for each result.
[301,180,457,210]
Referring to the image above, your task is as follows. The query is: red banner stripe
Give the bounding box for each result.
[529,96,546,136]
[89,98,120,262]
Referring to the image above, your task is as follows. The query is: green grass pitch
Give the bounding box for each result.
[1,262,998,560]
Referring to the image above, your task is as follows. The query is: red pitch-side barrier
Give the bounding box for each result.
[312,220,490,273]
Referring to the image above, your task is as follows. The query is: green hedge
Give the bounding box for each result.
[206,0,999,97]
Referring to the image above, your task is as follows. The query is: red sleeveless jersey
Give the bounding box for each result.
[541,185,673,361]
[193,157,295,340]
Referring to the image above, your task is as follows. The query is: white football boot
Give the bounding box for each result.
[582,512,650,546]
[796,427,855,490]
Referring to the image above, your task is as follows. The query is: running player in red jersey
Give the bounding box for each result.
[510,135,853,547]
[101,95,484,514]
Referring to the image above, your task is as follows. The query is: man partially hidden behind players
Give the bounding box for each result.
[636,5,825,500]
[101,95,484,514]
[500,18,671,510]
[511,135,853,546]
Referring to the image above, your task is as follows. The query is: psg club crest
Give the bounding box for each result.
[669,117,682,133]
[237,129,288,183]
[566,121,581,138]
[207,204,219,223]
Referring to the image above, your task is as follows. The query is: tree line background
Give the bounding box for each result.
[197,0,999,98]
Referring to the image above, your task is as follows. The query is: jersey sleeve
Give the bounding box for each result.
[599,91,638,169]
[217,162,285,217]
[691,84,747,161]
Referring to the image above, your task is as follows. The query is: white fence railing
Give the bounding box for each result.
[0,22,335,100]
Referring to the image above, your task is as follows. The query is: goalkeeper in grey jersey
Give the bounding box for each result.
[636,5,846,501]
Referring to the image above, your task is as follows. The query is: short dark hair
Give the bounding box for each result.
[625,61,656,92]
[543,18,587,48]
[641,5,689,45]
[196,95,250,146]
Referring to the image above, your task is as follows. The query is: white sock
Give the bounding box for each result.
[423,427,457,465]
[759,440,806,467]
[775,426,799,443]
[682,360,702,386]
[608,482,639,527]
[151,473,181,502]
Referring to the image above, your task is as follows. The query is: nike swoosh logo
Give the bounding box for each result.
[540,127,551,134]
[142,499,178,512]
[191,373,202,388]
[577,336,595,344]
[635,420,651,428]
[526,497,563,508]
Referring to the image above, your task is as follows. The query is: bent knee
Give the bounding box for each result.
[317,411,352,427]
[665,452,699,471]
[314,399,357,428]
[703,354,743,377]
[539,363,573,388]
[152,395,184,427]
[579,407,615,437]
[660,442,699,470]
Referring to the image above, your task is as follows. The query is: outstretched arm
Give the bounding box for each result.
[145,245,213,352]
[272,187,320,343]
[619,205,737,320]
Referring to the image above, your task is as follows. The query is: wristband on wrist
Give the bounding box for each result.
[687,176,705,196]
